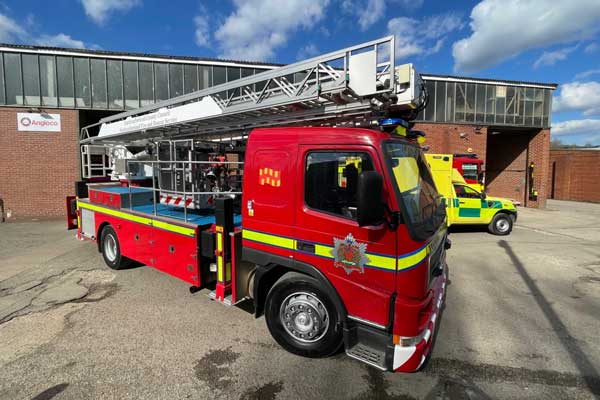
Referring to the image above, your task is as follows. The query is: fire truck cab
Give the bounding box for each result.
[452,153,484,192]
[68,37,449,372]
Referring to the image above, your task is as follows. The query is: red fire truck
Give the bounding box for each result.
[67,37,449,372]
[452,153,484,191]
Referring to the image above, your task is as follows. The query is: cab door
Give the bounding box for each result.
[294,145,398,327]
[452,184,484,224]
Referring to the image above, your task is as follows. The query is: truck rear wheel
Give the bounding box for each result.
[100,225,132,270]
[265,272,342,358]
[489,213,513,235]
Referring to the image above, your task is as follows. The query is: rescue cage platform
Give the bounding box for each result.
[90,185,242,228]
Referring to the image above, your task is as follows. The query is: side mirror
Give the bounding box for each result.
[479,192,487,200]
[357,171,385,227]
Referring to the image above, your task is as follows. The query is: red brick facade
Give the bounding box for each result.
[414,122,550,208]
[0,115,551,220]
[0,108,79,219]
[548,149,600,203]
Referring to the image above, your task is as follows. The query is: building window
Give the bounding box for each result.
[107,60,123,109]
[40,55,57,107]
[184,64,198,94]
[139,61,154,106]
[305,151,374,220]
[74,58,91,107]
[0,54,5,105]
[4,53,23,105]
[90,59,107,108]
[22,54,41,106]
[213,66,226,86]
[57,57,74,107]
[475,84,485,123]
[199,65,212,89]
[485,85,495,124]
[434,81,446,122]
[123,60,138,109]
[422,80,435,121]
[154,63,169,101]
[169,63,183,98]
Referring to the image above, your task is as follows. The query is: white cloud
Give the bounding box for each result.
[452,0,600,73]
[79,0,141,25]
[296,43,319,60]
[552,119,600,144]
[554,81,600,116]
[0,12,92,49]
[359,0,386,31]
[34,34,86,49]
[584,42,599,54]
[387,13,463,60]
[194,14,210,48]
[575,69,600,80]
[214,0,329,61]
[0,12,25,42]
[533,46,577,69]
[394,0,424,10]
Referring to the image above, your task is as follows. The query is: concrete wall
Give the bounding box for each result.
[548,149,600,203]
[0,108,79,219]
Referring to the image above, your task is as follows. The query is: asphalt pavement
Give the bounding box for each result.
[0,199,599,400]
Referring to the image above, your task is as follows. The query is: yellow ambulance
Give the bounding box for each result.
[425,154,517,235]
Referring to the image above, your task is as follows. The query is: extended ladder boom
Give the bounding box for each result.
[81,36,424,145]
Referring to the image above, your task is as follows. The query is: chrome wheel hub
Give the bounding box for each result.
[280,292,329,343]
[104,234,117,262]
[496,219,509,232]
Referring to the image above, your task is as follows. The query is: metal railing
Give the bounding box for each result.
[123,159,243,223]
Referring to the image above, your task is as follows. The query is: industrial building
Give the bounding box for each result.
[0,44,557,219]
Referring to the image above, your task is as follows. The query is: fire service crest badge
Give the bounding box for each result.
[331,233,370,275]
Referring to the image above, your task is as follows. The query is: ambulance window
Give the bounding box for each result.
[454,184,480,199]
[305,152,374,220]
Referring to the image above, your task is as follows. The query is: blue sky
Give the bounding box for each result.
[1,0,600,144]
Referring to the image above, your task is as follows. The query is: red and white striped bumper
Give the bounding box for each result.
[393,269,447,372]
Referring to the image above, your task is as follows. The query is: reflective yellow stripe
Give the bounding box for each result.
[153,220,195,236]
[242,229,428,273]
[367,254,396,271]
[397,246,429,271]
[242,229,296,250]
[217,232,223,282]
[77,201,195,237]
[314,244,333,258]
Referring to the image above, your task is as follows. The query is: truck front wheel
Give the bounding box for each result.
[265,272,342,358]
[489,213,513,235]
[100,225,132,270]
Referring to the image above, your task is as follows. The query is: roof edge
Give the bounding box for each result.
[421,73,558,89]
[0,42,283,69]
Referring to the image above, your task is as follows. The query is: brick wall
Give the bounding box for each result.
[414,123,488,163]
[414,123,549,208]
[527,129,550,208]
[0,108,79,219]
[548,149,600,202]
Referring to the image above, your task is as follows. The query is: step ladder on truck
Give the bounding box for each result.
[67,36,450,372]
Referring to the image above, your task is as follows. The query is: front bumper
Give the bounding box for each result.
[392,264,447,372]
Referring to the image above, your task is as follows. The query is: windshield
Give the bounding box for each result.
[461,163,480,181]
[383,141,445,241]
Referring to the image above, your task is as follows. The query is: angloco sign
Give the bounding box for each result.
[17,113,61,132]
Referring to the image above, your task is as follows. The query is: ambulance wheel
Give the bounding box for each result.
[100,225,131,270]
[489,213,513,235]
[265,272,342,358]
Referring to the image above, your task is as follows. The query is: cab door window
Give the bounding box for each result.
[454,184,480,199]
[305,152,374,220]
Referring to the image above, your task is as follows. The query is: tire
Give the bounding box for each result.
[265,272,342,358]
[100,225,132,270]
[488,213,513,235]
